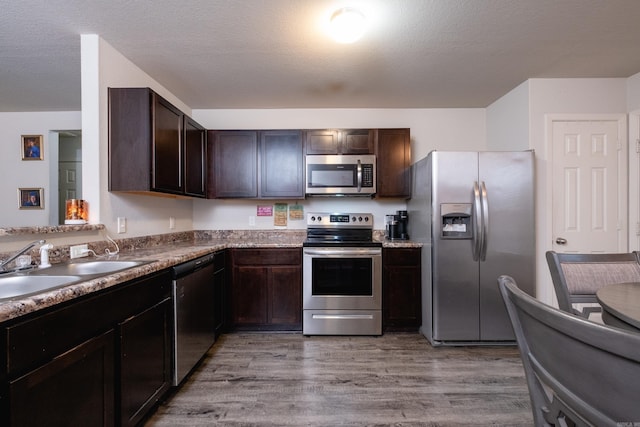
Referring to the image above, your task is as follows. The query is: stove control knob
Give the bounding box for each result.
[317,216,322,222]
[364,216,369,222]
[310,216,316,222]
[351,216,356,222]
[358,216,363,222]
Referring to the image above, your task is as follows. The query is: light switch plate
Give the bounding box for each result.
[117,217,126,234]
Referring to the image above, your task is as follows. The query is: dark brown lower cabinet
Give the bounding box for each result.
[119,297,172,427]
[230,248,302,331]
[1,270,172,427]
[383,247,422,331]
[9,330,115,427]
[213,250,227,339]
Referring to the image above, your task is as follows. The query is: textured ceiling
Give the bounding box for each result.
[2,0,640,112]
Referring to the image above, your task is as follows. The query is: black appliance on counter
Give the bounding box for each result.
[386,210,409,240]
[302,212,382,335]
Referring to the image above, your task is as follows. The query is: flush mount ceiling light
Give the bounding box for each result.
[329,7,366,43]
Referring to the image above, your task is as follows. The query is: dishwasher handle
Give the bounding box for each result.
[172,253,215,279]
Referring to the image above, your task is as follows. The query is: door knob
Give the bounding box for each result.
[555,237,567,245]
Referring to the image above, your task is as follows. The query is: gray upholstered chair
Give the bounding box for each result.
[498,275,640,426]
[545,251,640,318]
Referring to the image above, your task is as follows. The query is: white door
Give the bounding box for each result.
[58,161,82,224]
[551,117,627,253]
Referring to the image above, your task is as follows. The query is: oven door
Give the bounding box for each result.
[303,246,382,310]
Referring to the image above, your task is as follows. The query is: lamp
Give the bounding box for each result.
[65,199,88,224]
[329,7,366,43]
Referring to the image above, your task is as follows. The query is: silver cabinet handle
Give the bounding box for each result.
[556,238,567,245]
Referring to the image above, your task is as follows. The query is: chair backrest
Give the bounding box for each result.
[545,251,640,317]
[498,275,640,426]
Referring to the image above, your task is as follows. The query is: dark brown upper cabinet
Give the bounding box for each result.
[108,87,207,198]
[208,130,304,199]
[375,128,411,198]
[260,130,304,198]
[183,116,207,197]
[207,130,258,198]
[304,129,374,154]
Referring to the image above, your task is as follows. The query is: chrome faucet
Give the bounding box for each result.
[0,239,46,272]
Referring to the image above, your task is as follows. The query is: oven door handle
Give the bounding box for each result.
[303,248,381,256]
[357,159,362,193]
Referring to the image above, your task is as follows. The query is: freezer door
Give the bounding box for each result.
[430,151,481,341]
[478,151,535,341]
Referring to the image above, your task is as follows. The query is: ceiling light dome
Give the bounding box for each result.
[330,7,366,44]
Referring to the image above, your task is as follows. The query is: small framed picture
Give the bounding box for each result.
[18,188,44,209]
[21,134,43,160]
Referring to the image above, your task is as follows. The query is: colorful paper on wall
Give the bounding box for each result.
[289,204,304,220]
[257,205,273,216]
[274,203,288,226]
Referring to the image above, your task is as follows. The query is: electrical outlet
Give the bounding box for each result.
[249,216,256,226]
[169,216,176,229]
[70,244,88,259]
[117,217,126,234]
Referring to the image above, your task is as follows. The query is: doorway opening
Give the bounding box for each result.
[50,130,82,225]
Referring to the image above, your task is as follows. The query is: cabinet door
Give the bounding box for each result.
[375,128,411,198]
[383,248,422,331]
[304,129,339,154]
[269,266,302,327]
[208,130,258,198]
[232,266,268,325]
[119,298,172,427]
[9,330,115,427]
[260,130,304,198]
[108,87,152,192]
[152,94,184,194]
[341,129,374,154]
[213,252,226,338]
[184,116,207,197]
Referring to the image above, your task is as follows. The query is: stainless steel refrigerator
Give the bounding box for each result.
[407,150,535,346]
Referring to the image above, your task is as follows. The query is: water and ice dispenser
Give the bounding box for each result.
[440,203,472,239]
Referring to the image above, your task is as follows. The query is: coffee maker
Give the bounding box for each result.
[386,210,409,240]
[396,210,409,240]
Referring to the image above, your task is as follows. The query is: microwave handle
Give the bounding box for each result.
[357,159,362,192]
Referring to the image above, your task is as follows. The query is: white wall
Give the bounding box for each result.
[627,72,640,112]
[0,111,81,227]
[191,108,487,230]
[81,35,195,238]
[486,81,530,151]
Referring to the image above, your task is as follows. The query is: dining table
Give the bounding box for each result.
[596,282,640,332]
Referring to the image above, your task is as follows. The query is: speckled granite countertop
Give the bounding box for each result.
[0,232,421,324]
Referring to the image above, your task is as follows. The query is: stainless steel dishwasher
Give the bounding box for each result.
[171,253,216,386]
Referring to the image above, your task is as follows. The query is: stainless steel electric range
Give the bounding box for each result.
[302,212,382,335]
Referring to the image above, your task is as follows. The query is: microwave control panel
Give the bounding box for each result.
[361,164,374,187]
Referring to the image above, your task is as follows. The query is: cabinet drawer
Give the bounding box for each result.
[232,248,301,266]
[383,248,421,266]
[6,270,171,377]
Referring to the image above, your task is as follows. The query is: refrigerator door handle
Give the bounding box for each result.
[473,181,483,261]
[480,181,489,261]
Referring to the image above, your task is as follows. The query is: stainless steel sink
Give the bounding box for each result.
[0,260,152,301]
[49,260,146,276]
[0,275,83,300]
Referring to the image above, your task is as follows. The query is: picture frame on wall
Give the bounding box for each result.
[18,188,44,209]
[21,134,43,160]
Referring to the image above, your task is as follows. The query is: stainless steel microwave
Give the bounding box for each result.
[305,154,376,196]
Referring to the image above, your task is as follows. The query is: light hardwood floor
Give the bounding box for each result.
[144,333,533,426]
